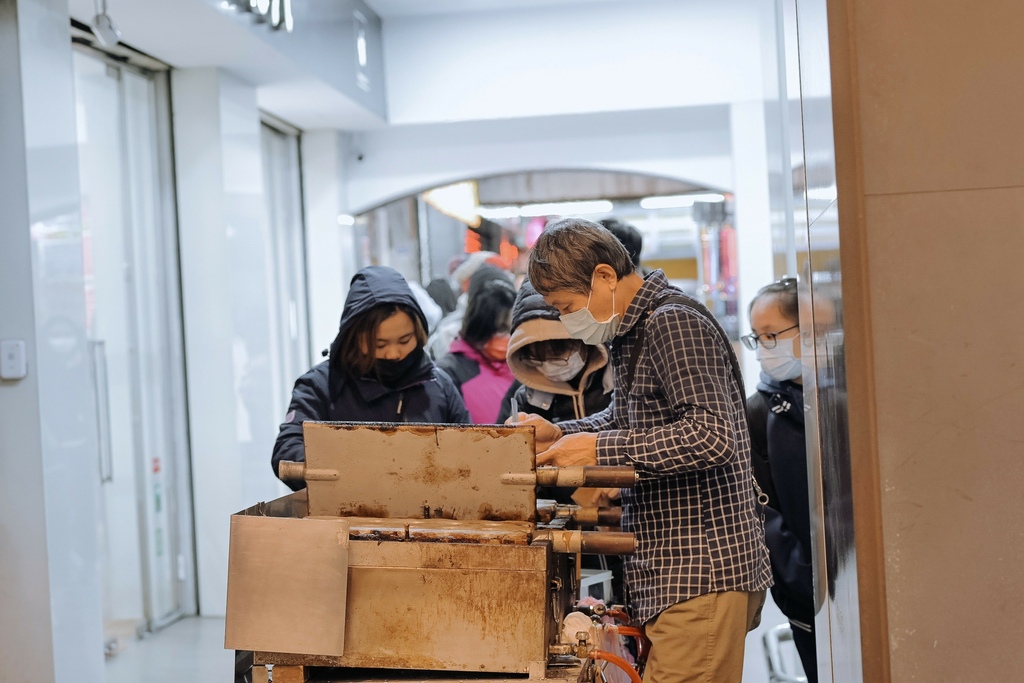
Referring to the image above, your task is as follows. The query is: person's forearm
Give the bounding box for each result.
[556,402,617,436]
[595,408,738,473]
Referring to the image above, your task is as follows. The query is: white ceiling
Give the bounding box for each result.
[67,0,387,130]
[66,0,729,132]
[363,0,625,19]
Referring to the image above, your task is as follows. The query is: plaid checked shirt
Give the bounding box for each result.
[558,270,772,623]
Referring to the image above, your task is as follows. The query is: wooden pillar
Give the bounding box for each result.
[827,0,1024,679]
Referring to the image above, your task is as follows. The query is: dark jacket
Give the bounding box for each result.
[496,280,613,425]
[272,266,470,489]
[747,373,814,624]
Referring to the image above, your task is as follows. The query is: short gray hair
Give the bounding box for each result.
[528,218,634,295]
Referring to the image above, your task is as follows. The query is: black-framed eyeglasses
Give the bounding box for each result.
[740,324,799,350]
[522,354,574,368]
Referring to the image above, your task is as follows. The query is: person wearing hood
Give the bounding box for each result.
[271,266,470,490]
[742,277,817,683]
[436,275,516,423]
[499,278,623,599]
[497,279,613,426]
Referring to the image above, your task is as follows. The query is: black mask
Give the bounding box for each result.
[375,346,425,386]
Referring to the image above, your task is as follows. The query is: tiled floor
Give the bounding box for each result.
[105,616,234,683]
[104,597,802,683]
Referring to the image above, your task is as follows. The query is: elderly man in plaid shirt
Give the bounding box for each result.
[518,218,772,683]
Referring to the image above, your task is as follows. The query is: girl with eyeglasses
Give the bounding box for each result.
[745,277,817,683]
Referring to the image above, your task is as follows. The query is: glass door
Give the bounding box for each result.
[261,120,311,414]
[73,48,194,655]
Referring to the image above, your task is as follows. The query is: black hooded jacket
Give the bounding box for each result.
[747,373,813,625]
[496,280,613,425]
[272,266,470,489]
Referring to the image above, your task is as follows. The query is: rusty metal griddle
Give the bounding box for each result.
[225,422,637,681]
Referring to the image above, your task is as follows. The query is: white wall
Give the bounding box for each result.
[731,101,778,384]
[172,68,290,617]
[382,0,765,125]
[0,0,105,681]
[302,130,360,360]
[346,104,735,213]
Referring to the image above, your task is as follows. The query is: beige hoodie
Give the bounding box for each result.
[506,317,613,420]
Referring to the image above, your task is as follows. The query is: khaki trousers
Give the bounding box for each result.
[643,590,765,683]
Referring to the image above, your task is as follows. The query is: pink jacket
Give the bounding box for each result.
[436,337,515,424]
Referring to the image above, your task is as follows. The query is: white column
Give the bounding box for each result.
[0,1,104,681]
[172,68,282,616]
[302,130,358,359]
[730,101,777,385]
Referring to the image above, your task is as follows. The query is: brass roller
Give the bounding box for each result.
[501,465,637,488]
[531,529,636,555]
[535,502,622,526]
[276,461,339,482]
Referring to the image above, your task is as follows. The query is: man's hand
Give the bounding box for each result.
[571,486,620,508]
[537,432,598,467]
[509,413,563,453]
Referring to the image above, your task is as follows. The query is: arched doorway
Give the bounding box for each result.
[350,168,744,338]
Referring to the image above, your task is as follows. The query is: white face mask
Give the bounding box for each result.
[539,350,586,383]
[756,336,802,382]
[559,275,620,345]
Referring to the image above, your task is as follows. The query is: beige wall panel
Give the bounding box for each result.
[863,189,1024,680]
[855,2,1024,195]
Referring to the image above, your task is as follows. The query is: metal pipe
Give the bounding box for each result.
[501,466,637,488]
[532,530,636,555]
[277,461,340,482]
[575,506,622,526]
[535,504,622,526]
[590,650,643,683]
[278,460,306,481]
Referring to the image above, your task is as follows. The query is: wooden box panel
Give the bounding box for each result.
[253,541,569,674]
[330,541,551,673]
[224,514,349,656]
[302,423,535,521]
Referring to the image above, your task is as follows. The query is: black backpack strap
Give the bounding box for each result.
[615,290,769,506]
[619,291,746,403]
[745,390,778,507]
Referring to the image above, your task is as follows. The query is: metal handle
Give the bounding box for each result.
[532,529,636,555]
[90,340,113,483]
[502,466,637,488]
[278,461,339,482]
[535,502,622,526]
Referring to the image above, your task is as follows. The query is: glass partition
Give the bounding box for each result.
[73,47,194,652]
